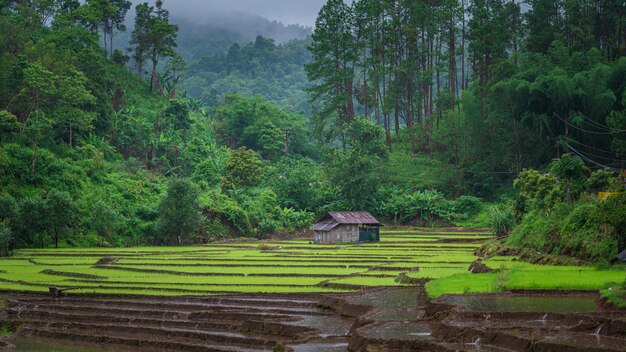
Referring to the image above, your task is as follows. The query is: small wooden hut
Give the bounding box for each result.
[311,212,381,244]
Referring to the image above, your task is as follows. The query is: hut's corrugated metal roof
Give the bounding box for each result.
[311,211,380,231]
[311,218,340,231]
[328,211,380,225]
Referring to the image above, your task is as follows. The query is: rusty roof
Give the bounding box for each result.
[311,212,381,231]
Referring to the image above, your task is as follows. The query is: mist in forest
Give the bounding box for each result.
[130,0,328,26]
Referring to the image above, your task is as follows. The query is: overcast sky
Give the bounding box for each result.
[133,0,329,27]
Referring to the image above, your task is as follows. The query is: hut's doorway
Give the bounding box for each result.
[359,226,380,242]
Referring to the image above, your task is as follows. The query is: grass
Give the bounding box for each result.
[600,280,626,308]
[425,263,626,299]
[3,227,624,299]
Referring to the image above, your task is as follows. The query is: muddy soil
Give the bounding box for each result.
[1,287,625,351]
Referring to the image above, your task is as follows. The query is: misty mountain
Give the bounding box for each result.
[181,36,312,115]
[174,11,311,62]
[114,9,311,63]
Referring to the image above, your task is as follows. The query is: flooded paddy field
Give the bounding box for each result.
[1,227,624,351]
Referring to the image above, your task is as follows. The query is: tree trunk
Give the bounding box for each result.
[461,0,467,90]
[151,60,158,92]
[32,140,39,172]
[103,29,107,54]
[138,60,143,81]
[566,179,572,205]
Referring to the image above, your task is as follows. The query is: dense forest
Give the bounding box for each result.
[0,0,624,263]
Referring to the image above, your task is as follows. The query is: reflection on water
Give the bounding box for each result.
[289,340,349,352]
[10,339,118,352]
[287,314,354,336]
[361,322,432,340]
[445,295,599,313]
[347,288,421,308]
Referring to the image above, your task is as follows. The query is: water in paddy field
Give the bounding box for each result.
[444,295,600,313]
[346,287,422,308]
[9,339,113,352]
[360,322,433,340]
[289,340,350,352]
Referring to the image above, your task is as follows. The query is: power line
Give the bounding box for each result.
[564,136,616,156]
[566,144,621,172]
[573,113,615,131]
[554,114,623,135]
[565,142,625,163]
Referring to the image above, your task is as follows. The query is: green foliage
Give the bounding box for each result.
[86,201,119,246]
[586,169,619,193]
[0,220,12,257]
[221,147,263,190]
[462,162,496,199]
[0,193,18,227]
[328,117,387,210]
[130,0,178,91]
[16,197,47,248]
[508,195,623,262]
[214,94,311,159]
[488,204,515,236]
[45,189,80,248]
[0,110,20,137]
[513,169,563,217]
[452,196,484,216]
[157,178,203,245]
[549,154,589,203]
[182,37,311,113]
[263,157,324,210]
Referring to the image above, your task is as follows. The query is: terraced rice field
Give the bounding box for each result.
[2,227,625,352]
[0,228,491,296]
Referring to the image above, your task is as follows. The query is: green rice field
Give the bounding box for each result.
[1,228,624,297]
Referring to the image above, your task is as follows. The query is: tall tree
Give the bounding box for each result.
[86,0,131,57]
[147,0,178,92]
[130,2,150,80]
[55,68,96,147]
[157,179,203,245]
[130,0,177,89]
[306,0,357,146]
[45,189,79,248]
[467,0,511,116]
[19,63,56,171]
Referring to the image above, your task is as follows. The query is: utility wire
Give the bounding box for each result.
[565,143,625,163]
[573,112,615,131]
[564,136,616,155]
[554,114,623,135]
[567,144,621,172]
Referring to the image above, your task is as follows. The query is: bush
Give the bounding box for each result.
[508,196,623,262]
[221,147,263,189]
[488,204,514,237]
[0,220,12,257]
[157,179,204,245]
[462,162,495,198]
[452,195,483,216]
[586,169,619,193]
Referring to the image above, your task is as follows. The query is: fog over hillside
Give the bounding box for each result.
[129,0,328,27]
[115,6,313,62]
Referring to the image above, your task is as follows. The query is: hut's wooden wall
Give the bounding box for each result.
[314,225,359,244]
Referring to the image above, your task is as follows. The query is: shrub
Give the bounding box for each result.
[0,220,12,257]
[488,204,514,237]
[453,195,483,216]
[586,169,619,193]
[462,162,495,198]
[221,147,263,189]
[157,179,204,245]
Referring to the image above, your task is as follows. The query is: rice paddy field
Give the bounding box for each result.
[0,228,624,298]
